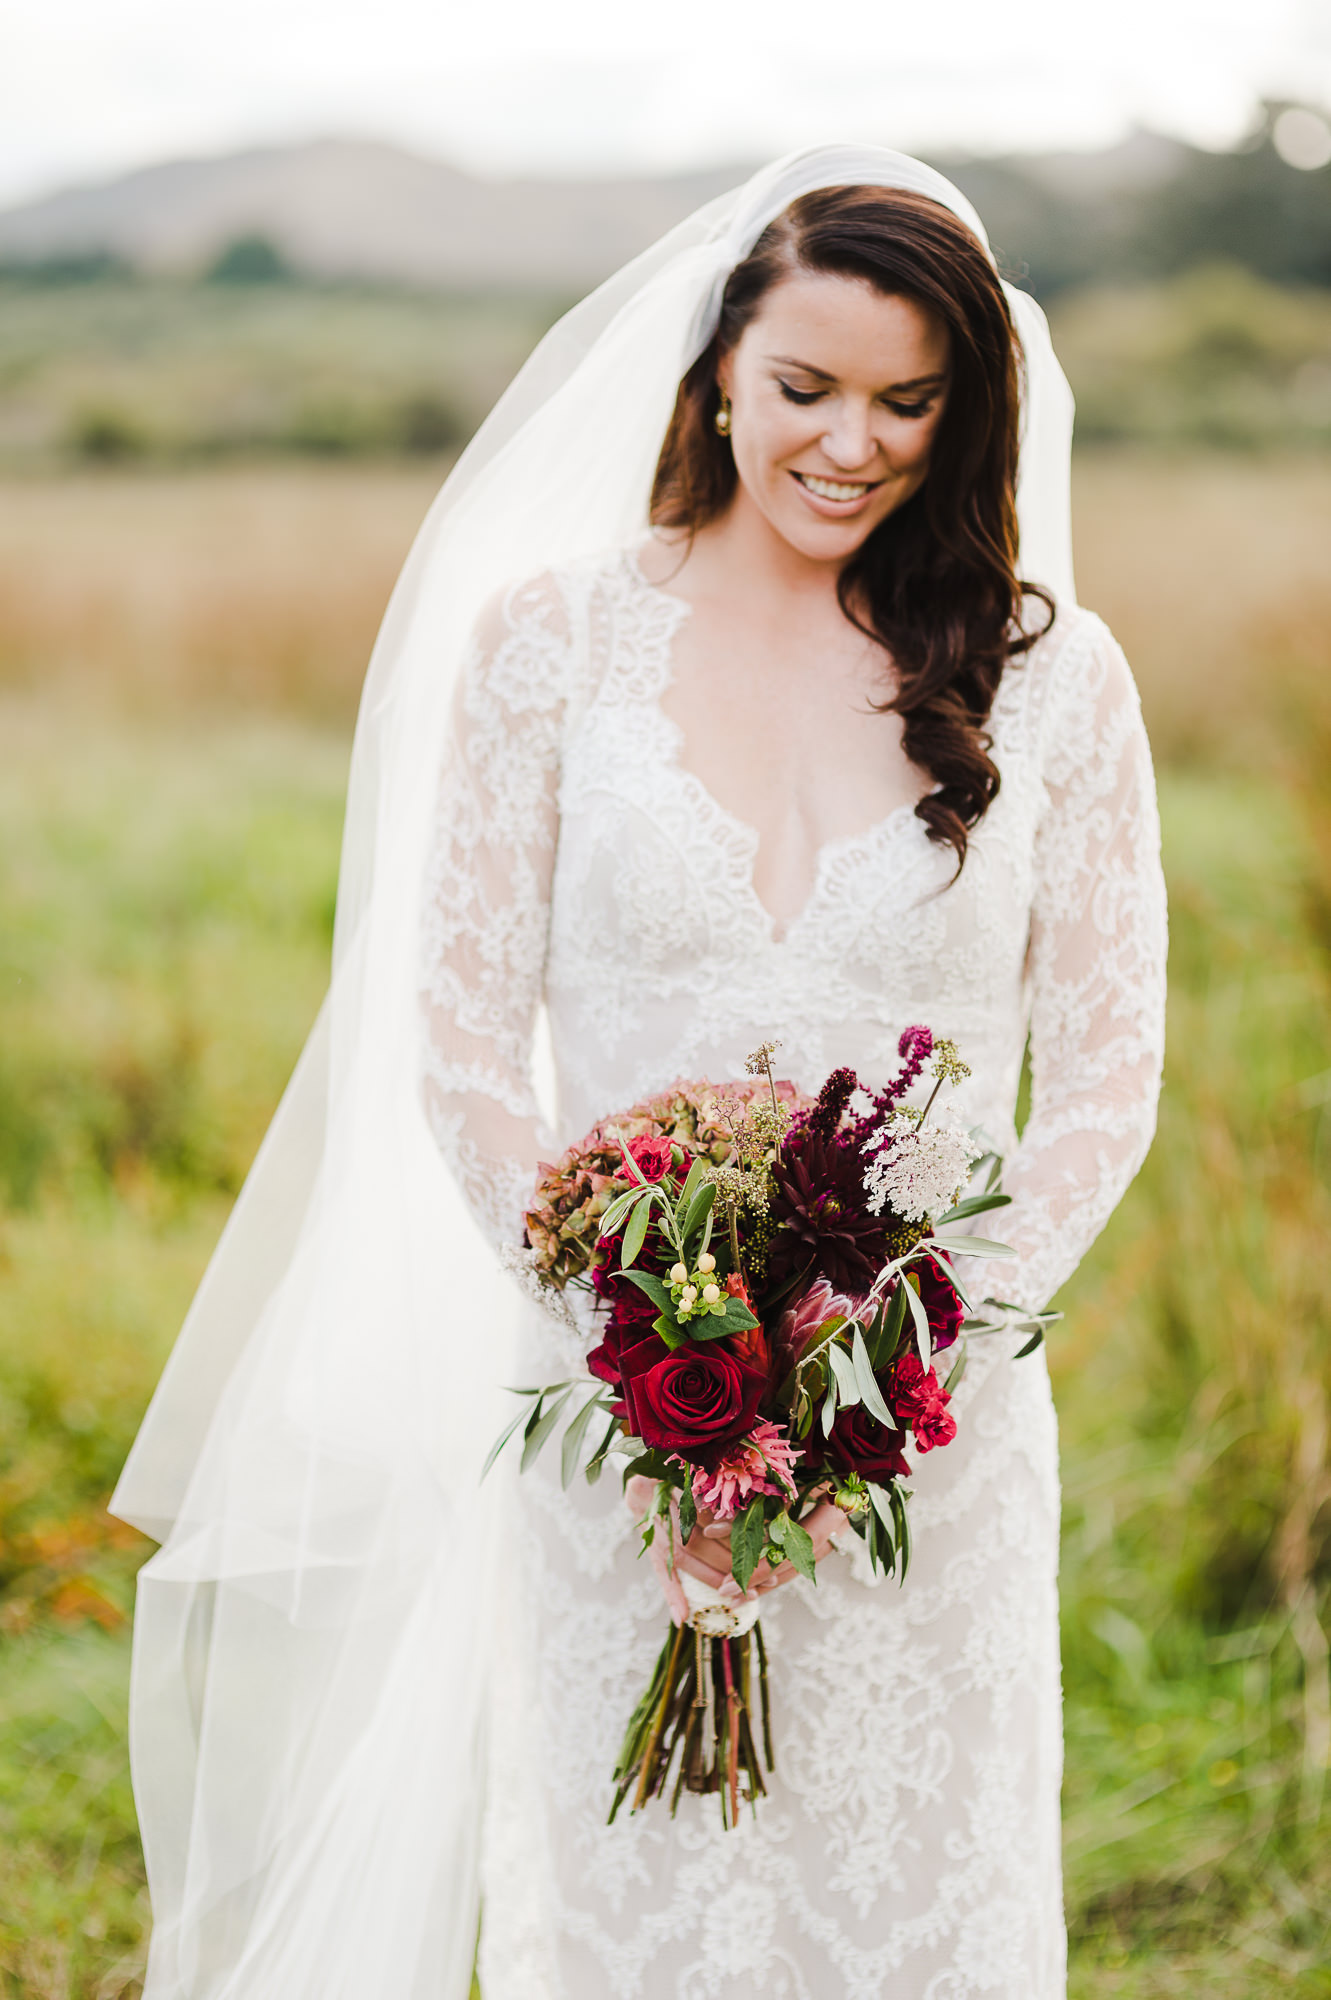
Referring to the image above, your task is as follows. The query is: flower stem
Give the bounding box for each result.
[721,1635,740,1828]
[917,1076,944,1129]
[634,1618,687,1811]
[764,1060,783,1164]
[754,1619,774,1770]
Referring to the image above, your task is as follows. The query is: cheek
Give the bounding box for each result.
[886,414,944,473]
[738,406,817,489]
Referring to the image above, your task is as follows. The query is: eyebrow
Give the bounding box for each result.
[766,353,948,391]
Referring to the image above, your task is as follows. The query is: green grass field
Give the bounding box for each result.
[1,455,1329,1995]
[1,263,1328,471]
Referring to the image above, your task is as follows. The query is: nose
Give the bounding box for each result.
[819,399,876,472]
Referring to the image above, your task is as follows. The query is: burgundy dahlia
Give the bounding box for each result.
[768,1131,885,1294]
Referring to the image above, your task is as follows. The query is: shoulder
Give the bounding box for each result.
[461,561,595,719]
[463,544,653,719]
[469,547,639,661]
[1012,598,1149,777]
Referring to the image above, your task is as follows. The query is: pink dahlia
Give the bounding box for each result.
[684,1421,799,1522]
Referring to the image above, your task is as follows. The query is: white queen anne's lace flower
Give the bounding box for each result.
[862,1111,981,1223]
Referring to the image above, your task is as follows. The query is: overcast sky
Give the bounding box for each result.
[2,0,1329,207]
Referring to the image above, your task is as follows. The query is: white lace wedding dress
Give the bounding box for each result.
[418,547,1167,2000]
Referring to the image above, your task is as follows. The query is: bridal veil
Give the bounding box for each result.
[110,146,1076,1998]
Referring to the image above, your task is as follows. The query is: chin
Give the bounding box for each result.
[770,504,885,566]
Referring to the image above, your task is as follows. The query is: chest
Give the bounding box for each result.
[659,600,926,860]
[551,560,1044,993]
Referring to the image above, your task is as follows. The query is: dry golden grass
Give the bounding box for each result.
[0,464,440,716]
[3,450,1328,749]
[1072,450,1331,766]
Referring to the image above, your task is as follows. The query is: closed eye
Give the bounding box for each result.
[777,381,939,419]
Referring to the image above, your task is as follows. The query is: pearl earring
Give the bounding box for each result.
[714,392,732,437]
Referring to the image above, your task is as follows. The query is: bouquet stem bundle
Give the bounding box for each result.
[610,1620,773,1828]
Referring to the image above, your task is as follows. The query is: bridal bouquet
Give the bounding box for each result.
[491,1030,1050,1827]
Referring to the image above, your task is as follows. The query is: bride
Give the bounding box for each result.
[113,148,1166,2000]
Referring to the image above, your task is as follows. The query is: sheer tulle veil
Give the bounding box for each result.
[111,146,1075,1997]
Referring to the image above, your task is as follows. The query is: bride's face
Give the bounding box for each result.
[717,270,951,565]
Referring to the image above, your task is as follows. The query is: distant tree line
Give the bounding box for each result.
[940,103,1331,297]
[2,103,1328,303]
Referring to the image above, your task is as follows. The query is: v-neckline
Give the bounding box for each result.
[620,547,924,947]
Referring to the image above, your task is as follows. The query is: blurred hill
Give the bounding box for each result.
[0,140,746,292]
[0,107,1328,296]
[1,105,1329,468]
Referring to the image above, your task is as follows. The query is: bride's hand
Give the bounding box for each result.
[743,1498,845,1594]
[624,1479,844,1619]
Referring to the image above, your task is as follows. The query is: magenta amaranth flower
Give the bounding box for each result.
[803,1066,858,1143]
[684,1421,799,1522]
[846,1027,935,1146]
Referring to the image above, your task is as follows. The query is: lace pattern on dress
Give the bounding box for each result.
[418,550,1166,2000]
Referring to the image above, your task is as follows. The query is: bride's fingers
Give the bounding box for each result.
[750,1515,846,1594]
[675,1548,727,1587]
[677,1541,731,1584]
[643,1520,689,1624]
[800,1498,845,1546]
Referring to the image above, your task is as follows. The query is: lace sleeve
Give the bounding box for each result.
[984,618,1168,1313]
[418,575,574,1248]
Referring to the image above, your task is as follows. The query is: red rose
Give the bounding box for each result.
[626,1344,766,1462]
[612,1328,674,1397]
[889,1353,957,1453]
[819,1403,911,1485]
[916,1257,964,1354]
[587,1292,661,1386]
[625,1134,674,1183]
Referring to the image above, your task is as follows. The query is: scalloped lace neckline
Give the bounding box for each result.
[618,546,924,945]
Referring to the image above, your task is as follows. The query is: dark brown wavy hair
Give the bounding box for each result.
[650,185,1054,871]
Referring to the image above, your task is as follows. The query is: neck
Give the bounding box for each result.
[692,486,848,612]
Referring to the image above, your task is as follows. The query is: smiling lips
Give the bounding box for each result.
[791,470,882,507]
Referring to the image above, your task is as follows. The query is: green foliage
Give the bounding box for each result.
[2,219,1330,469]
[0,1631,148,1997]
[1051,265,1331,448]
[943,103,1331,298]
[66,407,150,462]
[205,235,293,285]
[0,274,559,469]
[1053,762,1331,1986]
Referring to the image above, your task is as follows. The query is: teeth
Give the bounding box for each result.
[798,474,872,502]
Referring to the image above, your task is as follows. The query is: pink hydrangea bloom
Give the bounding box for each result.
[685,1421,799,1522]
